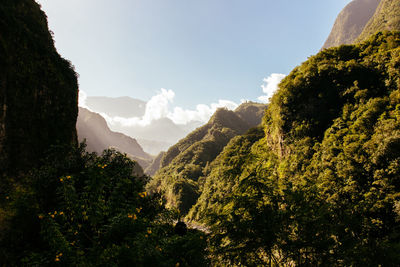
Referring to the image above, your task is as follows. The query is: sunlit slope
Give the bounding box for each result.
[199,32,400,265]
[323,0,380,49]
[148,102,266,214]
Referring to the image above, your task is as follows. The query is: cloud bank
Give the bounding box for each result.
[79,73,285,130]
[79,88,239,128]
[258,73,286,103]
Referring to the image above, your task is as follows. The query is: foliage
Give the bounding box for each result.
[204,32,400,265]
[187,126,265,222]
[148,105,265,215]
[0,144,208,266]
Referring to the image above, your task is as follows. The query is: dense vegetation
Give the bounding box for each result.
[192,32,400,265]
[0,1,207,265]
[0,0,78,176]
[2,0,400,265]
[148,103,266,214]
[187,126,265,222]
[145,151,166,177]
[0,145,208,266]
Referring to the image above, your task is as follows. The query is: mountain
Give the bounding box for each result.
[0,0,78,176]
[144,151,166,176]
[187,126,265,222]
[323,0,400,49]
[357,0,400,41]
[109,117,203,148]
[83,95,202,155]
[199,32,400,265]
[136,139,171,156]
[147,102,266,214]
[85,96,146,118]
[77,107,152,169]
[322,0,380,49]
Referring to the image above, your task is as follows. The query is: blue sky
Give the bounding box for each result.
[37,0,352,108]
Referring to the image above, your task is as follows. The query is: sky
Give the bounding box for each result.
[36,0,352,110]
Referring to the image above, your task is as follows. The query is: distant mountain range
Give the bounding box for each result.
[323,0,400,49]
[83,96,202,155]
[86,96,145,118]
[77,107,153,172]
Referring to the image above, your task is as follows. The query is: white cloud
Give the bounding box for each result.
[169,100,238,125]
[143,88,175,124]
[78,90,89,109]
[100,88,239,128]
[258,73,286,103]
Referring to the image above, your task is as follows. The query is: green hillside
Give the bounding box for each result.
[358,0,400,41]
[147,103,266,214]
[198,32,400,265]
[187,126,265,222]
[145,151,166,176]
[2,0,400,265]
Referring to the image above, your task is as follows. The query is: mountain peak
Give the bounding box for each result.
[322,0,380,49]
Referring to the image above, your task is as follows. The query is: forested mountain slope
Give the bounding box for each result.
[187,126,265,222]
[0,2,208,265]
[144,151,166,176]
[199,32,400,266]
[147,102,266,214]
[0,0,78,176]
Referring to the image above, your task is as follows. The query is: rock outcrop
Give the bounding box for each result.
[322,0,380,49]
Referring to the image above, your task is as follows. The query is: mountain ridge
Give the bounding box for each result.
[357,0,400,41]
[77,107,153,171]
[148,102,266,214]
[323,0,400,50]
[322,0,380,49]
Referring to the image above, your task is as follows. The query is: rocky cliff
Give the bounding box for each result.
[0,0,78,176]
[357,0,400,41]
[322,0,380,49]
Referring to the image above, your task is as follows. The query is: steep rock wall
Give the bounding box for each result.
[0,0,78,175]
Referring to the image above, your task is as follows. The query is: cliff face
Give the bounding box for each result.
[0,0,78,175]
[322,0,380,49]
[357,0,400,41]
